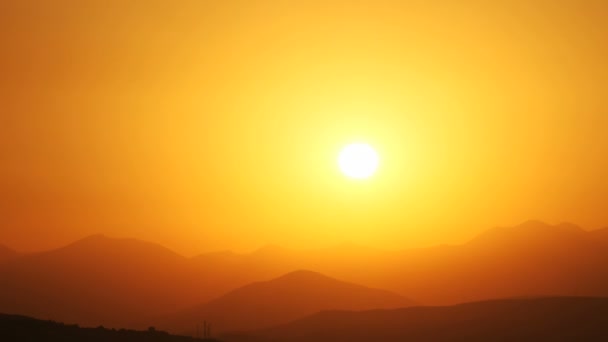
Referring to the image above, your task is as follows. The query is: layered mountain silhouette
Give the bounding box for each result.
[0,235,217,328]
[1,220,608,330]
[242,296,608,342]
[382,220,608,304]
[590,226,608,243]
[160,270,413,334]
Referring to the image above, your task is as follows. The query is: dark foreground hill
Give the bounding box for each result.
[236,297,608,342]
[0,313,220,342]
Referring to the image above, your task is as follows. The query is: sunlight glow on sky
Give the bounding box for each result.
[1,0,607,255]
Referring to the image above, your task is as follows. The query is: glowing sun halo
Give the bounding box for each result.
[338,143,379,179]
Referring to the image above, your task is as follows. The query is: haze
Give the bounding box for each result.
[1,0,607,256]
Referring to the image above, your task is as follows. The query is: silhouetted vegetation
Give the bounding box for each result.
[0,313,221,342]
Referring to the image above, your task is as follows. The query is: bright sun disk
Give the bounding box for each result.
[338,143,379,179]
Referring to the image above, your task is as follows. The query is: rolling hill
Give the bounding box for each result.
[2,220,608,330]
[0,235,211,328]
[382,220,608,304]
[187,220,608,306]
[161,270,413,335]
[246,297,608,342]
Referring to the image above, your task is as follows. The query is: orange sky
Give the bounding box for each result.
[1,0,607,255]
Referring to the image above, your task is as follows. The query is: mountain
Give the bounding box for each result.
[0,236,331,330]
[0,235,215,328]
[0,244,18,263]
[465,220,589,247]
[161,270,414,335]
[590,227,608,244]
[0,312,219,342]
[245,297,608,342]
[2,220,608,330]
[381,220,608,304]
[188,220,608,306]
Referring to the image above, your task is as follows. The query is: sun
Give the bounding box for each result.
[338,143,379,179]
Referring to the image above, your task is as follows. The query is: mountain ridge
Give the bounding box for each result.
[2,220,608,330]
[160,269,414,335]
[247,296,608,342]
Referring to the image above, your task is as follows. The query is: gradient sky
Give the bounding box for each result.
[1,0,607,255]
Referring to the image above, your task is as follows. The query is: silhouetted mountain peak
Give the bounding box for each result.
[168,270,414,334]
[515,220,582,233]
[215,270,413,305]
[555,221,584,230]
[531,220,582,232]
[49,234,185,262]
[518,219,546,227]
[468,220,587,247]
[75,233,108,244]
[226,270,360,297]
[273,269,333,283]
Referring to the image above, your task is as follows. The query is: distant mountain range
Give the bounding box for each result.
[590,226,608,242]
[386,220,608,304]
[1,220,608,333]
[241,296,608,342]
[0,235,216,328]
[160,270,413,334]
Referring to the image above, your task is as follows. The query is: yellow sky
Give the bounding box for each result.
[1,0,607,255]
